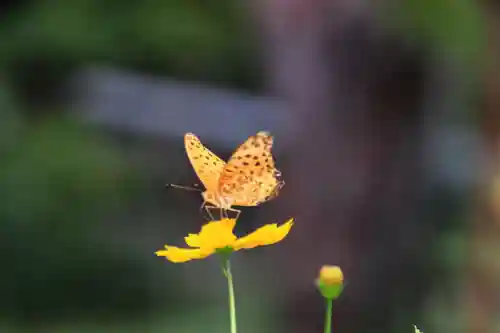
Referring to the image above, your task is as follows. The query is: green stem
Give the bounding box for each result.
[324,298,333,333]
[223,258,237,333]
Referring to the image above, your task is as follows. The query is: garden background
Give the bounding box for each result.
[1,1,499,332]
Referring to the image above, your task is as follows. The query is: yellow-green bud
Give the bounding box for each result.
[319,266,343,285]
[316,265,344,299]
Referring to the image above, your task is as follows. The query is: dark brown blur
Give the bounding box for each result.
[254,1,426,333]
[0,1,495,333]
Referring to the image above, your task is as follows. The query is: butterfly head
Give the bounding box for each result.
[274,179,285,194]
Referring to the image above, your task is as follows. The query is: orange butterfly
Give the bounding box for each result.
[175,132,284,220]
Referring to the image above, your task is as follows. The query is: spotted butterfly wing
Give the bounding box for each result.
[184,133,226,194]
[218,131,281,206]
[256,170,284,203]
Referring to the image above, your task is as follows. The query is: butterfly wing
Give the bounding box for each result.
[184,133,226,193]
[218,131,281,206]
[257,171,284,203]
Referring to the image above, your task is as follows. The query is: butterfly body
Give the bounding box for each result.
[201,189,233,209]
[183,132,283,217]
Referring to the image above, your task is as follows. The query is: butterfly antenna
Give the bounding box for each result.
[166,183,203,192]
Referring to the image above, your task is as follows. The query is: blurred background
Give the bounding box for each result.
[1,0,499,332]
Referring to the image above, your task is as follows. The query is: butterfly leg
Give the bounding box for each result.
[204,208,214,221]
[225,207,241,221]
[199,201,212,220]
[221,207,231,219]
[205,205,224,221]
[201,205,241,221]
[203,206,237,220]
[199,201,206,217]
[201,202,217,221]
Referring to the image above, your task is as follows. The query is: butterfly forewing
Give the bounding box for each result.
[184,133,226,193]
[218,131,280,206]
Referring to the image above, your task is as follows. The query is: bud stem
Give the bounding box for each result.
[324,298,333,333]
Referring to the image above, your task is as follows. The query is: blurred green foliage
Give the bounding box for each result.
[0,0,261,108]
[0,119,129,224]
[0,81,24,152]
[382,0,486,71]
[0,116,172,323]
[0,297,279,333]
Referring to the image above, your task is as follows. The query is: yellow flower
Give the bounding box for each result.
[414,325,422,333]
[155,218,294,263]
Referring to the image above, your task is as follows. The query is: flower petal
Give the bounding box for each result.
[184,233,201,248]
[234,218,294,250]
[197,219,238,249]
[155,245,213,263]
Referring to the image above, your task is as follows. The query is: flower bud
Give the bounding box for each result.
[316,265,344,299]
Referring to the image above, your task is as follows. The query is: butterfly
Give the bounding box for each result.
[173,131,284,220]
